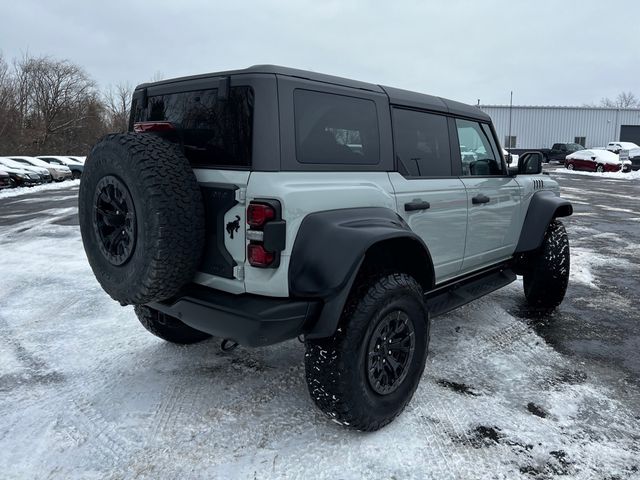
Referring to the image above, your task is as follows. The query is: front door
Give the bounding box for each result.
[453,119,522,273]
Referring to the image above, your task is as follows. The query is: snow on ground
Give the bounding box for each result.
[558,169,640,180]
[0,179,80,199]
[1,200,639,478]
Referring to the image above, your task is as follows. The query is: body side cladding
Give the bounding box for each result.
[515,190,572,253]
[288,207,435,338]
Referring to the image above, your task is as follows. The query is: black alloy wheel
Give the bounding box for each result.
[93,175,136,266]
[367,310,416,395]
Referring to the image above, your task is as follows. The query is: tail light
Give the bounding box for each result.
[247,203,276,228]
[133,121,175,133]
[246,200,285,268]
[247,244,275,267]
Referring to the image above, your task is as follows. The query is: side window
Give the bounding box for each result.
[455,119,505,176]
[294,89,380,165]
[392,108,451,177]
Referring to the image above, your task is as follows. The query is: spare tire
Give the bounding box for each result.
[78,133,205,305]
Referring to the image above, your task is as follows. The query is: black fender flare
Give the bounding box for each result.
[288,207,434,338]
[515,191,572,253]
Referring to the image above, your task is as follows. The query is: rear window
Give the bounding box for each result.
[134,86,254,168]
[294,89,380,165]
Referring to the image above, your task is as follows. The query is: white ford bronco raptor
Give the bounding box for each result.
[79,65,572,431]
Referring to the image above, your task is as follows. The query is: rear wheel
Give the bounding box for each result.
[134,305,211,344]
[305,273,429,431]
[523,220,570,310]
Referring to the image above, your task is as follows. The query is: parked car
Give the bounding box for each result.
[565,149,631,172]
[78,65,572,431]
[0,157,52,182]
[605,141,639,154]
[542,143,584,163]
[0,169,12,189]
[8,156,71,181]
[605,142,640,171]
[0,163,42,187]
[37,156,84,179]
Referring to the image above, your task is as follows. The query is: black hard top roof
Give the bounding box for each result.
[137,65,490,121]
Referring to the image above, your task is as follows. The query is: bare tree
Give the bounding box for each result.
[6,54,106,153]
[104,82,133,133]
[0,53,15,140]
[600,91,640,108]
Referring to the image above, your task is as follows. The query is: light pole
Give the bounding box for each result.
[508,91,513,149]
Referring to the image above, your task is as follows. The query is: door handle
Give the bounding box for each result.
[404,200,431,212]
[472,194,490,205]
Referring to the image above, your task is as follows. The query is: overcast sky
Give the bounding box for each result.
[1,0,639,106]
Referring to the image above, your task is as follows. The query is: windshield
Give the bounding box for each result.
[10,157,50,167]
[568,143,583,151]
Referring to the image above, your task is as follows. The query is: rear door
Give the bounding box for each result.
[131,77,263,293]
[388,108,467,283]
[453,119,522,273]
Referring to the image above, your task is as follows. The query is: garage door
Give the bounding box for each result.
[620,125,640,144]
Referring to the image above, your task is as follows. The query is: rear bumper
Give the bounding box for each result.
[149,285,322,347]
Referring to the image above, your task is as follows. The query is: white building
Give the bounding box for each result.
[479,105,640,150]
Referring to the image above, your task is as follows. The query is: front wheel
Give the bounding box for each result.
[566,162,574,170]
[523,220,570,310]
[305,273,429,431]
[596,164,604,173]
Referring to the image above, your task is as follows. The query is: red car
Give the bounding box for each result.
[565,149,631,173]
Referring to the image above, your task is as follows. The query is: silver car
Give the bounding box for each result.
[9,156,71,181]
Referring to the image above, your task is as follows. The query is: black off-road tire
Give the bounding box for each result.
[523,220,570,310]
[305,273,429,431]
[134,305,211,344]
[78,133,205,305]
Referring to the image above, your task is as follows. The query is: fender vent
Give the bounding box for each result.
[533,179,544,190]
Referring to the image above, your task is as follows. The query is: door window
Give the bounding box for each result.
[455,119,505,176]
[392,108,452,177]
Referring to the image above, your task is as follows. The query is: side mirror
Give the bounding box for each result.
[591,156,597,161]
[517,151,543,175]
